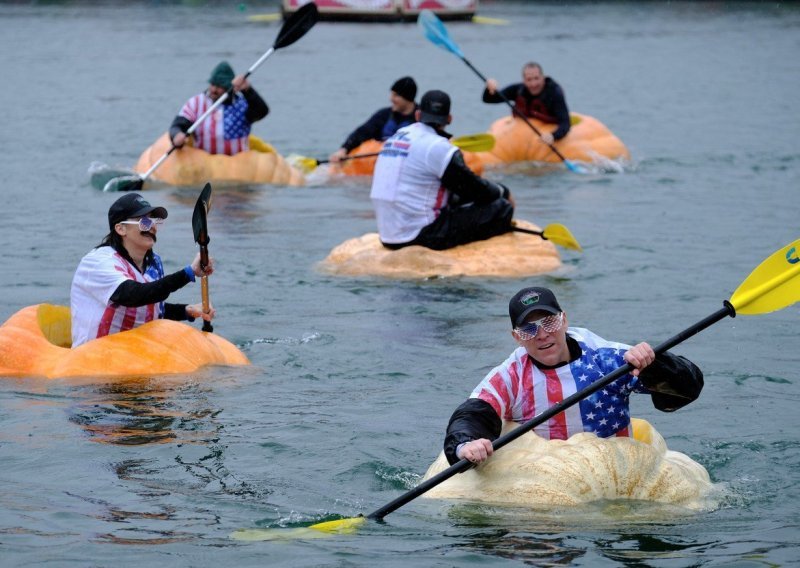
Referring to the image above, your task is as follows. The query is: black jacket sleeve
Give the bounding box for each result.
[242,87,269,124]
[482,83,520,104]
[547,82,571,141]
[169,115,193,141]
[441,151,507,206]
[341,107,392,152]
[109,269,192,309]
[444,398,502,465]
[638,352,704,412]
[164,303,191,322]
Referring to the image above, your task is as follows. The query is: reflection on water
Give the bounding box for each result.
[445,501,717,565]
[68,379,219,446]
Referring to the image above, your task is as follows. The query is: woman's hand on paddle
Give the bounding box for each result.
[540,132,555,146]
[485,78,498,95]
[624,342,656,376]
[457,438,494,464]
[191,253,214,277]
[186,302,215,321]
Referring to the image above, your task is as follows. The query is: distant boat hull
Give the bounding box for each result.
[281,0,478,22]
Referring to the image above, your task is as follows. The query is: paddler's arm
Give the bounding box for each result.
[481,82,519,104]
[341,107,392,153]
[110,267,195,308]
[441,151,515,207]
[549,82,571,142]
[444,398,502,466]
[109,255,213,309]
[637,351,704,412]
[169,116,192,148]
[240,84,269,123]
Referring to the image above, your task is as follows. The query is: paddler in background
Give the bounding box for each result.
[445,286,704,465]
[370,89,515,251]
[483,62,571,147]
[169,61,269,156]
[328,76,418,164]
[70,193,215,348]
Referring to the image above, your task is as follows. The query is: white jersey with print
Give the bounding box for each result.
[370,122,458,244]
[70,246,163,348]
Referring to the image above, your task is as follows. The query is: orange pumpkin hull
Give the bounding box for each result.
[479,113,630,167]
[0,305,249,380]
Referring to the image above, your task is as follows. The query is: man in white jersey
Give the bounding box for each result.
[170,61,269,156]
[444,286,704,465]
[370,89,515,250]
[70,193,215,348]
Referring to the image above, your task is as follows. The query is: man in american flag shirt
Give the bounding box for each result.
[169,61,269,156]
[444,286,704,466]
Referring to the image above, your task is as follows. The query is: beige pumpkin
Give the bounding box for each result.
[134,133,305,187]
[318,220,561,279]
[421,418,715,509]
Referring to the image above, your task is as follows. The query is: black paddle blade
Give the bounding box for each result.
[199,181,213,214]
[274,2,319,49]
[192,184,211,246]
[103,175,144,193]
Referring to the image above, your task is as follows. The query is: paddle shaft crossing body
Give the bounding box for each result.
[107,2,319,191]
[365,303,736,520]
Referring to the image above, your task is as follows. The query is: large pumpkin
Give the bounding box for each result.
[0,304,249,380]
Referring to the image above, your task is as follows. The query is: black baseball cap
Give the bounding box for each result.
[509,286,563,328]
[108,193,168,229]
[418,89,451,125]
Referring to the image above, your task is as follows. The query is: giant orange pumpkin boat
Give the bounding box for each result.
[478,113,630,168]
[0,304,249,380]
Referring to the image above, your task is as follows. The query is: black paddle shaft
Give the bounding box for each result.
[366,302,736,521]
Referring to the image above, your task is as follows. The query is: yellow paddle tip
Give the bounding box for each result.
[229,516,367,541]
[247,13,281,23]
[472,15,510,25]
[309,516,367,533]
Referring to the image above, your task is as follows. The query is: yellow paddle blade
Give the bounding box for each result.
[308,516,367,533]
[229,517,366,542]
[452,133,495,153]
[542,223,582,252]
[730,237,800,315]
[471,15,510,25]
[247,13,281,22]
[287,154,319,174]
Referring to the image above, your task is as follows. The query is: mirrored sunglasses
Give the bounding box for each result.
[514,312,564,341]
[119,217,164,232]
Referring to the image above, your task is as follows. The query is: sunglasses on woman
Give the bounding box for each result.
[514,312,564,341]
[119,217,164,232]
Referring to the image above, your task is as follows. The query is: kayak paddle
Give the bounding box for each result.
[231,237,800,539]
[512,222,582,251]
[418,9,588,174]
[191,183,214,332]
[103,2,319,193]
[291,132,496,174]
